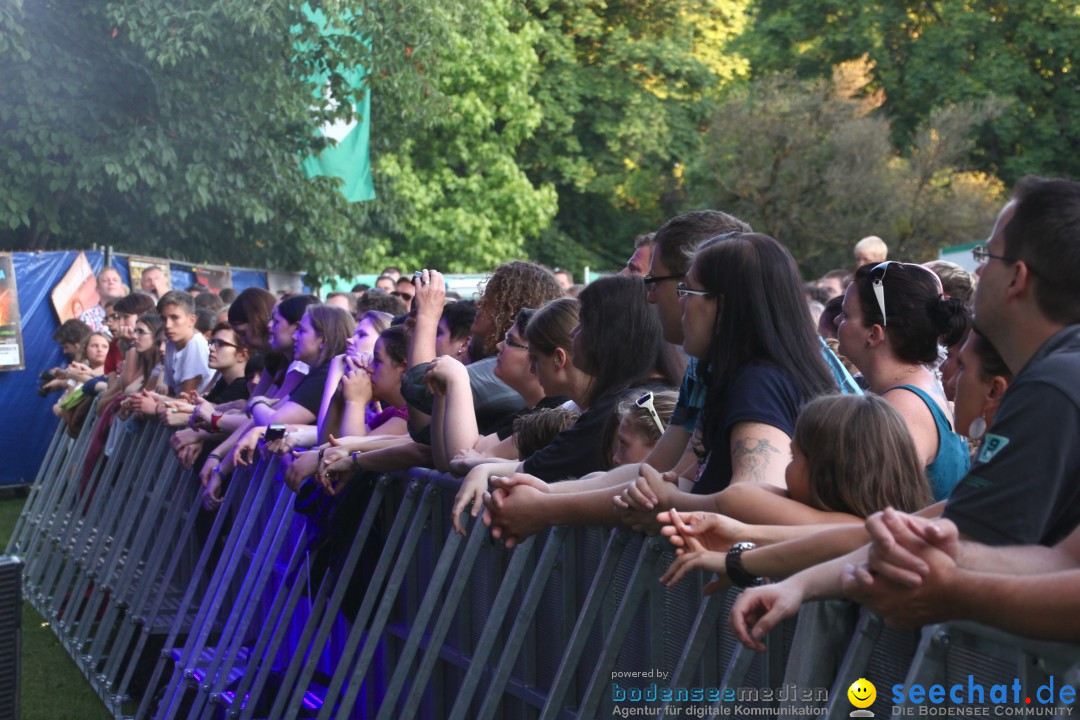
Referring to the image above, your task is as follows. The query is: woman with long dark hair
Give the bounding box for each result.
[615,232,838,514]
[450,275,664,533]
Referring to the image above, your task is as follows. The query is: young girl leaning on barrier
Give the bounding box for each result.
[658,393,933,591]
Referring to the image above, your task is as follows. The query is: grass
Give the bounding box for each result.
[1,490,112,720]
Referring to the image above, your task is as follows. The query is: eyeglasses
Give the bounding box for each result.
[636,391,666,435]
[503,332,528,350]
[208,338,238,349]
[675,283,711,299]
[869,261,897,327]
[643,273,685,289]
[971,245,1009,265]
[132,328,152,336]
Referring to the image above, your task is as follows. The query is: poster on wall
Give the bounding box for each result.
[0,254,26,371]
[192,265,233,294]
[50,251,101,325]
[128,256,172,296]
[267,271,304,296]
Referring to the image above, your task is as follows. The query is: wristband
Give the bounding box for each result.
[211,412,222,433]
[189,411,199,430]
[208,453,222,461]
[351,450,362,468]
[726,542,764,588]
[246,399,270,417]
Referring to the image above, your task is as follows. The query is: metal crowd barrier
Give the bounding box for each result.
[10,414,1080,719]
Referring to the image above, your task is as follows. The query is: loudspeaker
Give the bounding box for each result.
[0,556,22,720]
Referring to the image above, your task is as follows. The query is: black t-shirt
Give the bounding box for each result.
[495,395,569,441]
[944,325,1080,546]
[521,392,621,482]
[693,364,802,495]
[205,376,250,404]
[287,363,332,419]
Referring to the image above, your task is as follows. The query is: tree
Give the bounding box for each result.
[518,0,752,271]
[353,0,557,273]
[741,0,1080,184]
[682,59,1005,276]
[1,0,547,281]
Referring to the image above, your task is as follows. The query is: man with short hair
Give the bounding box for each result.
[553,269,573,291]
[853,235,888,268]
[125,290,211,417]
[620,232,655,276]
[139,266,170,300]
[381,266,403,281]
[393,276,415,311]
[325,291,357,314]
[374,275,396,293]
[97,267,128,299]
[816,269,851,300]
[157,291,212,396]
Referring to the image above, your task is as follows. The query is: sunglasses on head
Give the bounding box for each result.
[869,261,897,327]
[636,391,665,435]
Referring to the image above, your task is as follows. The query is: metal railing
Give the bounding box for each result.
[10,415,1080,719]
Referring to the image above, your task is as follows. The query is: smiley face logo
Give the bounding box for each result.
[847,678,876,709]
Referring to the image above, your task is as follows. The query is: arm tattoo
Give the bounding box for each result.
[732,437,781,483]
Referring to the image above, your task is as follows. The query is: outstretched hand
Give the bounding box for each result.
[658,509,730,593]
[657,510,746,555]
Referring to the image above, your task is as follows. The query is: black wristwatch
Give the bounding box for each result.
[726,541,764,588]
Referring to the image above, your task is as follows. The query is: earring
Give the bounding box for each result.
[967,416,987,442]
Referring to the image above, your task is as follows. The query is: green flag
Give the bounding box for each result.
[298,4,375,203]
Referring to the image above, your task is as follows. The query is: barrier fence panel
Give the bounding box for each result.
[6,418,70,555]
[891,622,1080,719]
[132,455,265,720]
[12,415,1080,720]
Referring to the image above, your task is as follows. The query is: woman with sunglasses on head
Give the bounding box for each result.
[836,261,970,499]
[450,276,665,534]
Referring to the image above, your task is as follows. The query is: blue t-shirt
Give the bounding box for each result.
[670,357,705,432]
[693,364,803,495]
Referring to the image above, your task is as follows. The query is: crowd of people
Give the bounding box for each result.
[45,175,1080,662]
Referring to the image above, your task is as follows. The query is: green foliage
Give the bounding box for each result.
[743,0,1080,184]
[683,60,1006,276]
[0,0,474,283]
[519,0,752,271]
[356,0,557,273]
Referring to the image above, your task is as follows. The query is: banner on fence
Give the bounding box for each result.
[49,251,100,325]
[191,265,233,293]
[267,271,302,296]
[0,253,26,371]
